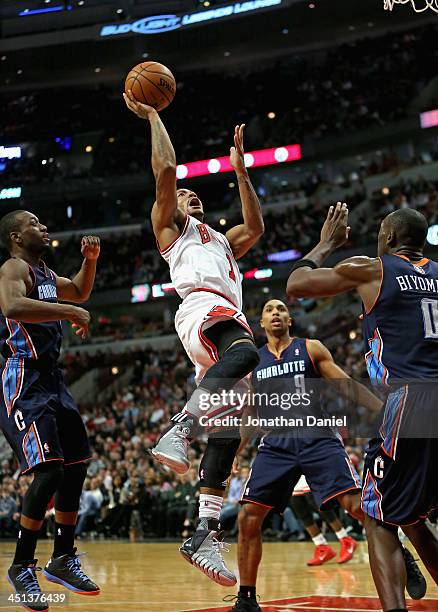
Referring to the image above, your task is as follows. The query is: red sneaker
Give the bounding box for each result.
[338,536,358,564]
[307,544,337,566]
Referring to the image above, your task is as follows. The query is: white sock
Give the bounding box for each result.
[312,533,327,546]
[182,387,216,420]
[335,528,349,540]
[199,494,223,521]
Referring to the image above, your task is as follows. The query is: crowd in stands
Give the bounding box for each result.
[1,24,436,189]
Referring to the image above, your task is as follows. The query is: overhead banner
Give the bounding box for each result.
[100,0,283,37]
[176,144,301,180]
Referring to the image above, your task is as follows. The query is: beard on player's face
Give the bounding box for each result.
[377,221,390,257]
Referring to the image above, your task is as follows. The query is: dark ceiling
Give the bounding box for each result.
[0,0,434,92]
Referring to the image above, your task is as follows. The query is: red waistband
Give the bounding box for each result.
[187,288,238,308]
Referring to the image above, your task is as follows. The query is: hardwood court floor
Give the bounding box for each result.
[0,540,437,611]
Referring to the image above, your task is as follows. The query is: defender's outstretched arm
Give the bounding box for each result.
[286,203,379,306]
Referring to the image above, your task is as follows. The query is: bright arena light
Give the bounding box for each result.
[427,224,438,246]
[420,109,438,129]
[274,147,288,162]
[244,153,255,167]
[0,187,22,199]
[208,159,221,173]
[131,283,151,303]
[0,146,21,159]
[176,165,188,179]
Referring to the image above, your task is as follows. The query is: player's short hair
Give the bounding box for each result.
[385,208,428,249]
[0,210,25,250]
[262,298,288,312]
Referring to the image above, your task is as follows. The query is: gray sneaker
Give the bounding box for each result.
[180,530,237,587]
[150,421,192,474]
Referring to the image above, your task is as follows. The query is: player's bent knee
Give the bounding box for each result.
[32,461,65,490]
[22,461,65,521]
[230,340,260,371]
[64,461,88,483]
[290,496,314,527]
[199,437,240,490]
[55,461,88,512]
[238,503,265,536]
[339,492,363,520]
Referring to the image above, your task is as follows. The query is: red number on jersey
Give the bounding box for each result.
[226,253,236,282]
[197,224,211,244]
[207,305,238,318]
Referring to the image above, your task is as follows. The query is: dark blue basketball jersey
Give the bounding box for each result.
[0,259,62,363]
[363,253,438,384]
[252,337,331,433]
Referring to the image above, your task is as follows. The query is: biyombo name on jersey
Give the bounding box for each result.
[396,274,438,292]
[38,284,57,300]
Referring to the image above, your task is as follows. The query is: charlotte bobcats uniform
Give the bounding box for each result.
[241,338,361,512]
[361,253,438,525]
[0,259,90,474]
[159,215,252,383]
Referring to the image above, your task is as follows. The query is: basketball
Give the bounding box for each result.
[124,61,176,111]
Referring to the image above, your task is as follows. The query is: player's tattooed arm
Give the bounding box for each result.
[0,258,90,336]
[123,90,180,242]
[286,203,381,311]
[226,124,264,259]
[56,236,100,303]
[308,339,383,413]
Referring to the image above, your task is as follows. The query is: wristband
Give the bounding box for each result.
[291,258,318,272]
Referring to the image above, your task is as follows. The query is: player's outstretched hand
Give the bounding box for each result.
[123,90,157,120]
[81,236,100,260]
[68,306,91,340]
[320,201,350,249]
[230,124,246,174]
[231,455,241,476]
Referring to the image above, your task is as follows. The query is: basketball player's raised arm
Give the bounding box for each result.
[55,236,100,303]
[123,91,180,243]
[226,125,264,260]
[286,203,380,307]
[0,259,90,334]
[308,339,382,413]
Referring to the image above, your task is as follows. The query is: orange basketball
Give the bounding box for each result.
[124,61,176,111]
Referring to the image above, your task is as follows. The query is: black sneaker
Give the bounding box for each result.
[224,593,262,611]
[43,548,100,595]
[402,546,427,600]
[7,559,48,612]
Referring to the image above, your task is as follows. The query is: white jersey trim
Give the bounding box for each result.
[158,215,190,256]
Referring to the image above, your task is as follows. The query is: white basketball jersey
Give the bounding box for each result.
[159,215,243,309]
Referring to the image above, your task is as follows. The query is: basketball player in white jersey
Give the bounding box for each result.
[124,90,264,585]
